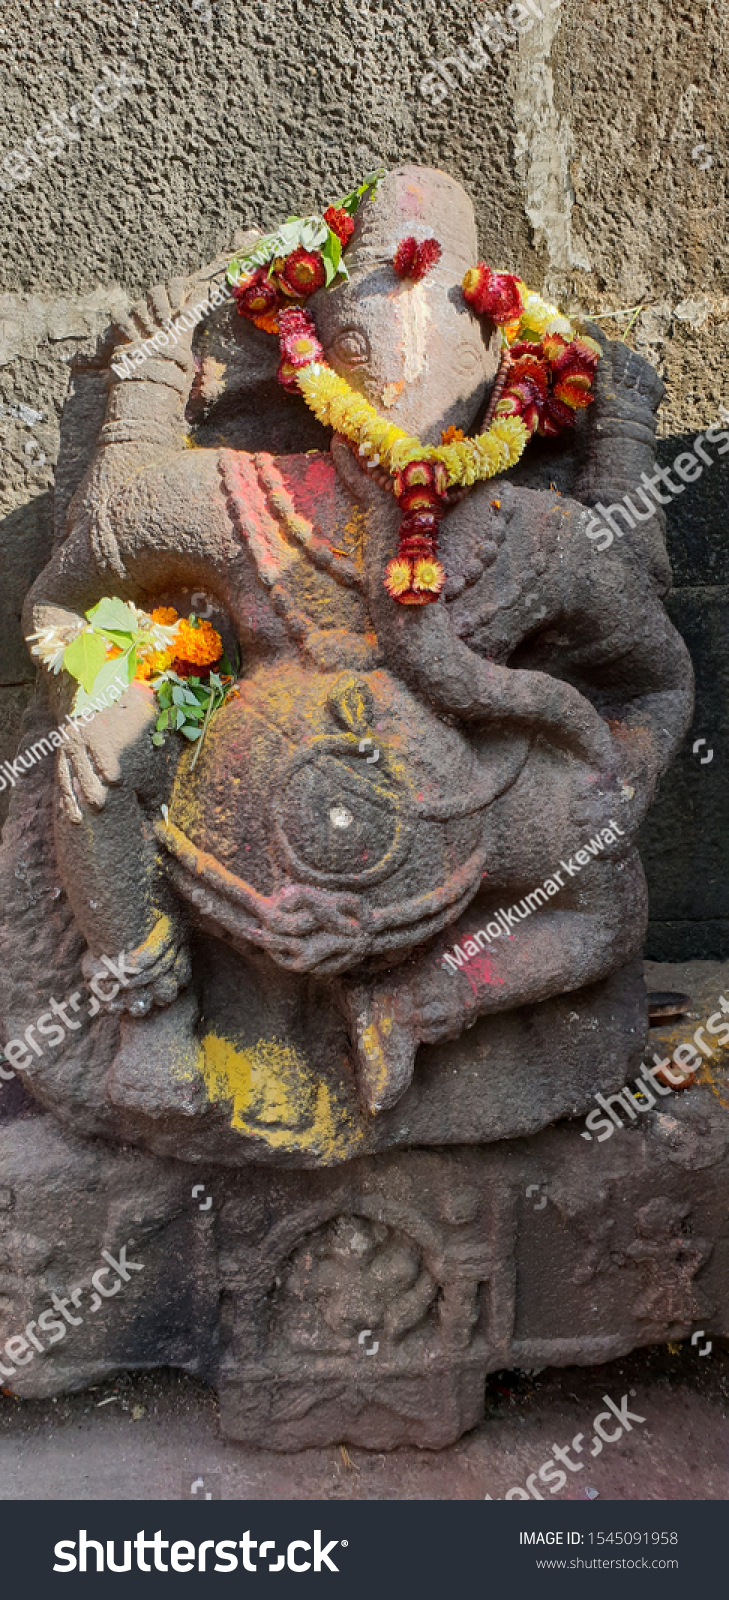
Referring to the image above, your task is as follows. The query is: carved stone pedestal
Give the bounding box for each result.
[2,1077,726,1449]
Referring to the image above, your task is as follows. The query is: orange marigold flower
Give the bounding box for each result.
[175,617,223,668]
[253,309,281,334]
[151,606,178,625]
[136,646,177,679]
[441,425,465,444]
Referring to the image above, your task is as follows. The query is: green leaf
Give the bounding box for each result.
[86,597,140,635]
[172,685,187,706]
[151,732,166,747]
[95,627,137,649]
[334,168,386,216]
[321,229,342,287]
[71,648,134,713]
[299,216,328,251]
[174,707,187,729]
[156,709,170,731]
[180,701,205,721]
[63,630,109,693]
[180,724,202,741]
[156,682,173,709]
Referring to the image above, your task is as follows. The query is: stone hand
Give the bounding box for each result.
[582,324,665,418]
[57,683,157,820]
[82,913,191,1015]
[109,275,212,371]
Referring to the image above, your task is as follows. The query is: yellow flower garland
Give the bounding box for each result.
[295,364,530,489]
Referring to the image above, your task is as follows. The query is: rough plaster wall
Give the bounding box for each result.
[0,0,727,954]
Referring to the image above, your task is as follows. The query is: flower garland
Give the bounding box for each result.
[228,178,602,606]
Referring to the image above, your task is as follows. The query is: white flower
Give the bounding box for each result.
[26,621,84,674]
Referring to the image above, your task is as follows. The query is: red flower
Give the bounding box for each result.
[279,307,324,368]
[393,236,442,281]
[278,306,311,335]
[509,354,549,395]
[233,269,280,320]
[541,335,599,412]
[399,511,441,541]
[537,395,575,437]
[496,355,551,434]
[277,359,301,391]
[553,372,595,410]
[411,238,442,280]
[462,263,526,324]
[324,205,356,247]
[393,237,418,278]
[394,459,448,499]
[383,553,445,606]
[281,247,327,296]
[397,485,446,515]
[509,340,546,361]
[543,332,601,372]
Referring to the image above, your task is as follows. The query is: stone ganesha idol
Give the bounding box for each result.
[1,165,692,1165]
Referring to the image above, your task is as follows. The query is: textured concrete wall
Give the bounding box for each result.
[1,0,727,954]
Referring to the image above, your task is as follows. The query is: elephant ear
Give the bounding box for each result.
[184,244,331,459]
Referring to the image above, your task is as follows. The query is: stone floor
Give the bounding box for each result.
[1,1341,726,1501]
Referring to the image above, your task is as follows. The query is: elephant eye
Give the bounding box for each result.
[329,328,371,367]
[454,342,482,375]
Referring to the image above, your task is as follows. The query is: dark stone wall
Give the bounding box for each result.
[640,431,729,959]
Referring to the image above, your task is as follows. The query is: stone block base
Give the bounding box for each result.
[1,1070,727,1449]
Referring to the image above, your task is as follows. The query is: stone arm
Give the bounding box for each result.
[573,327,671,589]
[24,252,265,652]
